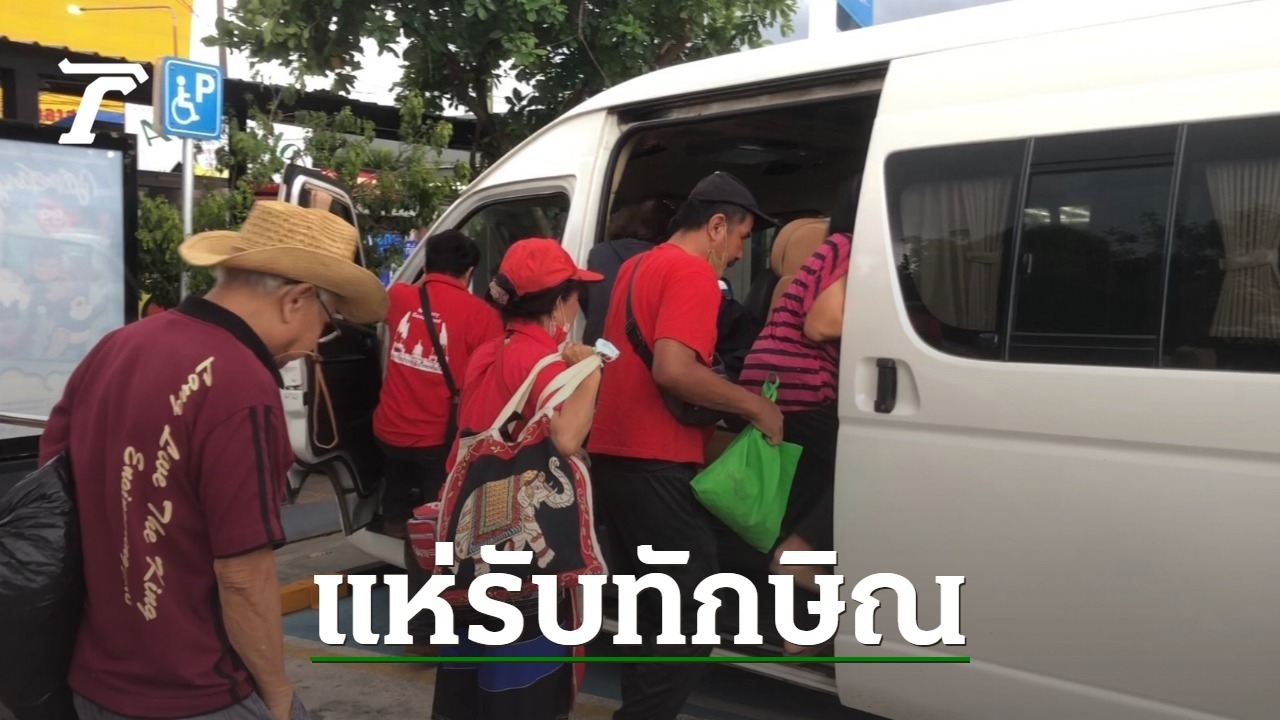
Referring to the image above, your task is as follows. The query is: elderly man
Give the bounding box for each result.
[39,201,387,720]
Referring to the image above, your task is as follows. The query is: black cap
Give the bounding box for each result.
[687,171,778,229]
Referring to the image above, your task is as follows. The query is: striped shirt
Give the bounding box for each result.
[739,232,850,411]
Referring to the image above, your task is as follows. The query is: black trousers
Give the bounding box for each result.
[377,440,449,524]
[592,456,719,720]
[778,404,839,551]
[377,440,449,643]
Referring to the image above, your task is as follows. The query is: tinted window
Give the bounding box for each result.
[1008,126,1178,367]
[886,140,1025,360]
[297,181,363,266]
[456,193,571,297]
[1165,116,1280,372]
[885,116,1279,374]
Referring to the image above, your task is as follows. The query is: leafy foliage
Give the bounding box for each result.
[135,96,464,306]
[135,192,185,308]
[215,0,796,165]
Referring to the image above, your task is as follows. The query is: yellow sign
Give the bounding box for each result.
[0,1,193,63]
[0,89,126,125]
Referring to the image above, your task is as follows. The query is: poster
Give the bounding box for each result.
[0,138,127,440]
[372,230,423,286]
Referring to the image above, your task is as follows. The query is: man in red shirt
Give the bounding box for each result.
[372,229,501,651]
[39,201,387,720]
[588,172,785,720]
[373,230,502,538]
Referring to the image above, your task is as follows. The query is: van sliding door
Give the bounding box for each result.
[834,17,1280,720]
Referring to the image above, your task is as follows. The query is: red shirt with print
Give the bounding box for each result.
[588,242,721,466]
[447,321,569,473]
[374,274,504,448]
[38,297,293,719]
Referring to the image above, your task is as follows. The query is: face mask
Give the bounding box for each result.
[708,245,727,277]
[551,303,570,346]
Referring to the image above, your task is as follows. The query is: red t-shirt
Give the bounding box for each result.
[373,274,503,448]
[447,321,567,474]
[588,242,721,466]
[38,297,293,718]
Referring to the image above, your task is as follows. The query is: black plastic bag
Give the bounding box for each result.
[0,452,84,720]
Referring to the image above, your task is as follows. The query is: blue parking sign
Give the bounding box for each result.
[837,0,874,28]
[156,57,223,140]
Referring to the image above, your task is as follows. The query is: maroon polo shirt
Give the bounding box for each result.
[39,296,293,718]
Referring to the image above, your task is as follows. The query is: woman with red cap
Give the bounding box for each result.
[433,237,604,720]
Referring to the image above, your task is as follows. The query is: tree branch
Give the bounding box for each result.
[654,33,693,69]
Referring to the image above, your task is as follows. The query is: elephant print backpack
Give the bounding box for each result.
[432,352,608,609]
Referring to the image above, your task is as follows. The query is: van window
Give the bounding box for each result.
[455,193,571,297]
[886,116,1280,373]
[1164,115,1280,372]
[1008,126,1178,367]
[886,139,1025,360]
[299,183,358,228]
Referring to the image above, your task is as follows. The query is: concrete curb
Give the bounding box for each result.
[279,577,350,616]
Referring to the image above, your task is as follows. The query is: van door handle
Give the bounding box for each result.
[875,358,897,414]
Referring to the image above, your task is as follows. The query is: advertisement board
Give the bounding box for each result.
[0,88,126,126]
[0,2,193,66]
[0,124,137,441]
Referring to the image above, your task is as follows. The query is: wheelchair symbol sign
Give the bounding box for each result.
[158,57,222,140]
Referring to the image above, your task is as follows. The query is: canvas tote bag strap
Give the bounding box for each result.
[486,353,563,434]
[535,354,603,415]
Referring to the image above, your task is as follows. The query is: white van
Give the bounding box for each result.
[283,1,1280,717]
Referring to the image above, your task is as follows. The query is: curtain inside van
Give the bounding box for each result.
[900,177,1014,332]
[1206,159,1280,339]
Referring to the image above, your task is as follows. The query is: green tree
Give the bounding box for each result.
[135,94,464,303]
[292,94,469,278]
[214,0,796,167]
[135,191,185,308]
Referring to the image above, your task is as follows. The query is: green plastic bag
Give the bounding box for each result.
[691,378,803,553]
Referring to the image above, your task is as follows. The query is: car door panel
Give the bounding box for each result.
[277,165,384,535]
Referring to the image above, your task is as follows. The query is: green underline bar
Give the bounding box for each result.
[310,656,970,664]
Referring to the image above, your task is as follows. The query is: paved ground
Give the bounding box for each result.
[281,479,344,544]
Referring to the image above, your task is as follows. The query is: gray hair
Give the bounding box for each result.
[214,267,340,308]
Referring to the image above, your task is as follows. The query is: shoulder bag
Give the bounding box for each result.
[622,255,730,427]
[418,282,460,446]
[433,351,608,605]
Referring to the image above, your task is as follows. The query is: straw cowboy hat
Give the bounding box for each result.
[178,200,388,324]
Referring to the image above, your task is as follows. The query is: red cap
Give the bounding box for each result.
[493,238,602,301]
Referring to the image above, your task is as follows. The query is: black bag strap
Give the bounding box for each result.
[622,255,656,369]
[419,281,459,443]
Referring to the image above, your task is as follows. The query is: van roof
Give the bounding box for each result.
[566,0,1250,116]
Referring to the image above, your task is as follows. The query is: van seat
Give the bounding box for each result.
[768,218,830,315]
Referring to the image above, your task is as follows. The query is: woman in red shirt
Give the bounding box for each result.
[433,238,604,720]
